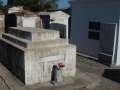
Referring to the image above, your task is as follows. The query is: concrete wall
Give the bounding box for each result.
[50,18,67,38]
[0,39,25,83]
[24,45,76,85]
[116,12,120,66]
[50,17,69,39]
[69,0,120,57]
[39,11,70,39]
[17,16,41,28]
[5,14,41,33]
[0,15,5,36]
[0,27,76,85]
[8,6,23,13]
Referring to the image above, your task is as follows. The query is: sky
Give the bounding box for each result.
[58,0,71,8]
[2,0,71,8]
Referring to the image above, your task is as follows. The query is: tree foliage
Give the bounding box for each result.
[2,5,12,10]
[0,0,3,9]
[7,0,59,12]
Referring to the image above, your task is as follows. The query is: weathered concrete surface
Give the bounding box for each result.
[38,11,70,39]
[8,27,60,41]
[3,33,68,49]
[0,27,76,85]
[5,14,41,33]
[0,63,28,90]
[0,15,5,37]
[28,71,101,90]
[0,62,101,90]
[17,16,41,28]
[8,6,23,13]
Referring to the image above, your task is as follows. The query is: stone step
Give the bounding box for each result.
[8,27,60,41]
[2,33,68,49]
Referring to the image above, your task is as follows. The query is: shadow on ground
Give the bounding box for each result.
[102,69,120,83]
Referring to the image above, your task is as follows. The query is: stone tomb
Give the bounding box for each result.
[38,11,70,39]
[0,27,76,85]
[8,6,23,13]
[5,12,41,33]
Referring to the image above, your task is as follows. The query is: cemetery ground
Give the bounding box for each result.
[77,55,120,90]
[0,55,120,90]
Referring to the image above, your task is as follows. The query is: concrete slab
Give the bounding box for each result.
[0,27,76,85]
[2,33,68,49]
[9,27,60,41]
[0,63,28,90]
[0,63,101,90]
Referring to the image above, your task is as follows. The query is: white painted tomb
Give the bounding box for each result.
[8,6,23,13]
[0,27,76,85]
[38,11,70,39]
[69,0,120,66]
[5,13,41,33]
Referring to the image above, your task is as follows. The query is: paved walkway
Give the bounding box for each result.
[0,63,101,90]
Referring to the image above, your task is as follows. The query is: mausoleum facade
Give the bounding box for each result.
[69,0,120,66]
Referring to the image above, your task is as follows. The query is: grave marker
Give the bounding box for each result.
[0,27,76,85]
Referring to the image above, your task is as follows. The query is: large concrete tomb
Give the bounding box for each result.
[0,27,76,85]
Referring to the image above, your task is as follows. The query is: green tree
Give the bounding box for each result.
[2,5,12,10]
[7,0,59,11]
[0,0,3,9]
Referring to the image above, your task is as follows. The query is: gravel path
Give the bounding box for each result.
[76,55,120,90]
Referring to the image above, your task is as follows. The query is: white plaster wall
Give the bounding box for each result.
[64,19,69,39]
[0,15,4,21]
[116,16,120,66]
[22,17,39,27]
[39,11,69,39]
[0,15,5,36]
[50,17,69,39]
[8,9,23,13]
[50,16,69,39]
[8,7,23,13]
[70,1,120,57]
[24,44,76,85]
[17,16,41,28]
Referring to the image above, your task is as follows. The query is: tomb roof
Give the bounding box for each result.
[9,27,59,32]
[13,10,38,16]
[38,11,69,17]
[69,0,120,5]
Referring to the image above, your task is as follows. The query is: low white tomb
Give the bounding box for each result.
[5,12,41,33]
[38,11,70,39]
[8,6,23,13]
